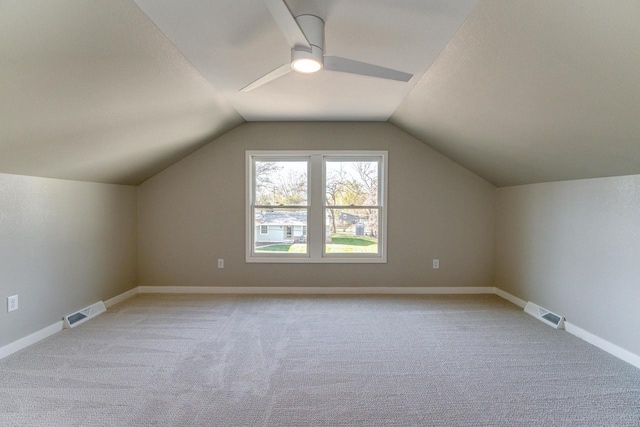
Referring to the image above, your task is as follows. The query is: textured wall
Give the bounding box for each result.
[138,122,496,288]
[0,173,137,347]
[496,175,640,356]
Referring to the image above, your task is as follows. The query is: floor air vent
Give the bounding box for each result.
[63,301,106,328]
[524,301,565,329]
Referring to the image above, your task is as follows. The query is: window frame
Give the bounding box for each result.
[246,150,388,263]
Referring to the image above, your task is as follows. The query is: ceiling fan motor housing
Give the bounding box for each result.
[291,15,325,70]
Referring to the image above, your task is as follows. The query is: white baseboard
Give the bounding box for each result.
[1,288,139,360]
[565,321,640,370]
[493,287,527,308]
[104,287,140,308]
[138,286,495,295]
[494,287,639,370]
[0,321,63,360]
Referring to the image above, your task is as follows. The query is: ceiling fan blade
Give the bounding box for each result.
[240,63,292,92]
[264,0,311,50]
[324,56,413,82]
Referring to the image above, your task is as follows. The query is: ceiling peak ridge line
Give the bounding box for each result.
[240,0,413,92]
[130,0,241,118]
[385,121,498,188]
[388,0,485,122]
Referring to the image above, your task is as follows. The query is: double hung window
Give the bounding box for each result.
[247,151,387,263]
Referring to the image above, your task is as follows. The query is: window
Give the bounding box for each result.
[247,151,387,263]
[324,158,381,257]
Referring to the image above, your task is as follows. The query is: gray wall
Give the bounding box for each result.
[495,175,640,356]
[138,122,496,288]
[0,173,138,347]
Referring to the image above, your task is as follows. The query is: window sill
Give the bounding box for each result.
[246,255,387,264]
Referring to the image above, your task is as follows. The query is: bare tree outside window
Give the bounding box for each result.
[255,161,307,206]
[325,160,380,254]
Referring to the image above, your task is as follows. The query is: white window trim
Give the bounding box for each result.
[259,225,269,235]
[246,150,388,263]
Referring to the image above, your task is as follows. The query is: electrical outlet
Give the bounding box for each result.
[217,259,224,269]
[432,259,439,269]
[8,295,18,312]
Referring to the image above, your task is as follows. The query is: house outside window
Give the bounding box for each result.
[246,151,387,263]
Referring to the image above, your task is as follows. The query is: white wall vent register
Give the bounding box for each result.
[63,301,106,328]
[524,301,565,329]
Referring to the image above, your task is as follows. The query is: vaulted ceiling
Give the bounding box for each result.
[391,0,640,186]
[0,0,242,185]
[132,0,478,121]
[1,0,639,186]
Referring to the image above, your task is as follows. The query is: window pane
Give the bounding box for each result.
[325,160,379,206]
[255,160,307,206]
[325,208,379,254]
[254,208,308,254]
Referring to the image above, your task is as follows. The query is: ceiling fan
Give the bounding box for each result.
[240,0,414,92]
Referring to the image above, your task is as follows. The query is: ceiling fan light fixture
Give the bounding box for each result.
[291,58,322,73]
[291,45,324,74]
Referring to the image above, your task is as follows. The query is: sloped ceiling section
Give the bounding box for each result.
[391,0,640,187]
[0,0,243,185]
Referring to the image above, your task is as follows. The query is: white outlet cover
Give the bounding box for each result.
[8,295,18,312]
[217,259,224,268]
[433,259,440,269]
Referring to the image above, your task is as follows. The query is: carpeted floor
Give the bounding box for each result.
[0,294,638,426]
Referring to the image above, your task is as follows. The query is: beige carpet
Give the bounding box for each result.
[0,294,638,426]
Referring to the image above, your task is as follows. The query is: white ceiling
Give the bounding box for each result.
[132,0,479,121]
[2,0,639,187]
